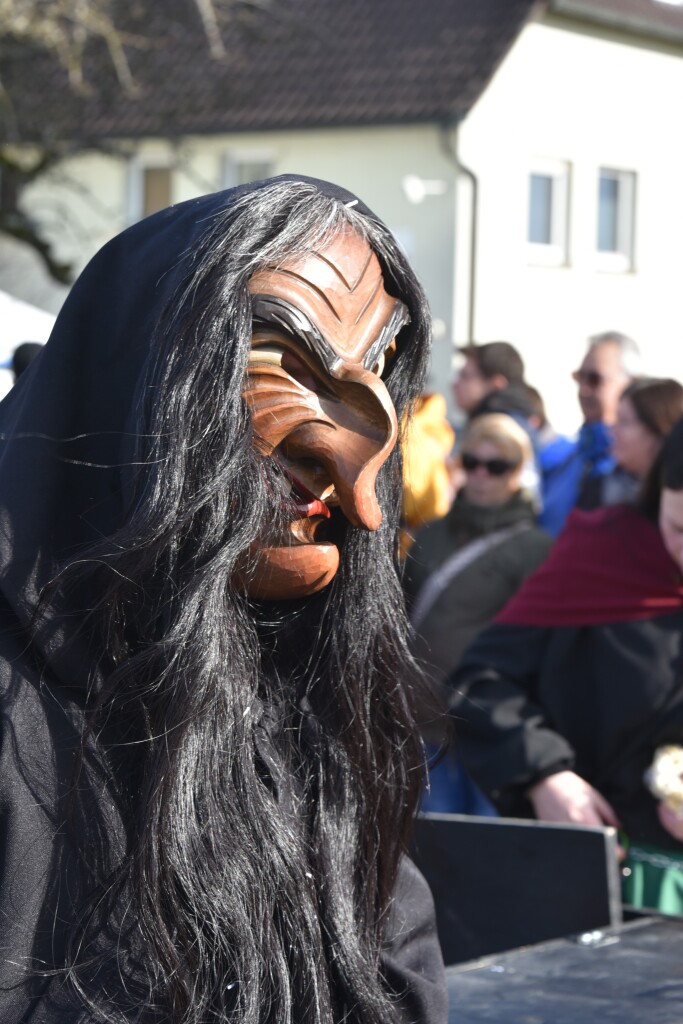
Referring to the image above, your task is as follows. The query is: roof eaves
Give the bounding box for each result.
[549,0,683,44]
[46,111,475,148]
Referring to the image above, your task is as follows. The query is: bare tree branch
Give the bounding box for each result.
[0,0,146,94]
[0,0,240,92]
[193,0,226,59]
[0,1,249,280]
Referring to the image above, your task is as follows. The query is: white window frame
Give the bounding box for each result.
[126,153,174,225]
[595,167,636,273]
[221,150,276,189]
[526,158,570,267]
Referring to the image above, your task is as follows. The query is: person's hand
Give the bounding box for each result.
[657,801,683,842]
[528,771,622,829]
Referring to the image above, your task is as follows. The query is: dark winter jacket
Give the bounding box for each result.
[449,507,683,851]
[404,491,552,686]
[0,637,447,1021]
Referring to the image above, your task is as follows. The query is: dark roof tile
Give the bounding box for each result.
[0,0,539,142]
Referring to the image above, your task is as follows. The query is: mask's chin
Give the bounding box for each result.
[244,540,341,600]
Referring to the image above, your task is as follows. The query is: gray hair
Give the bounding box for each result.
[587,330,642,378]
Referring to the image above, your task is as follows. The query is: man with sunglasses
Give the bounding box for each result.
[542,331,641,533]
[574,331,641,434]
[573,331,642,508]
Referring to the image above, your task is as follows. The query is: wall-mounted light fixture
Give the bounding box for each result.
[402,174,449,204]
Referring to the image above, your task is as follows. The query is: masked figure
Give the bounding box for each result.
[0,176,446,1023]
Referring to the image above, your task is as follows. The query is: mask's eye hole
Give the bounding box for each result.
[249,344,320,390]
[281,350,323,393]
[373,339,398,378]
[248,344,285,368]
[250,330,331,394]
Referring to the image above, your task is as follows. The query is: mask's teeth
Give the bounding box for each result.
[291,517,323,543]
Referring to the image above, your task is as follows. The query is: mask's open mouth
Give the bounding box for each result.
[288,473,331,521]
[277,470,339,546]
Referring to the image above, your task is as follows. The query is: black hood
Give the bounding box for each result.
[0,175,379,693]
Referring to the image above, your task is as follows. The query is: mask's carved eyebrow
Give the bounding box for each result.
[250,295,411,374]
[251,295,337,371]
[362,302,411,372]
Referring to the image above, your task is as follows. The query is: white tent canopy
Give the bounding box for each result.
[0,289,56,399]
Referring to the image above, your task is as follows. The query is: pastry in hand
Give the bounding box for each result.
[645,745,683,816]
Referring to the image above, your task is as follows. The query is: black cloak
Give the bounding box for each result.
[0,177,447,1022]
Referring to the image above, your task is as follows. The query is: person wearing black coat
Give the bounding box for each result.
[450,419,683,912]
[0,178,447,1022]
[405,413,551,815]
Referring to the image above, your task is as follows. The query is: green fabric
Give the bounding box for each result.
[622,838,683,915]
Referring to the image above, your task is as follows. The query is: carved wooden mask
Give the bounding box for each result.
[241,228,410,599]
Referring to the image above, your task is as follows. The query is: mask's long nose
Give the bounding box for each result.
[281,369,398,531]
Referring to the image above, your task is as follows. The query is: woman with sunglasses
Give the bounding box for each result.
[403,413,552,806]
[406,414,552,680]
[404,415,552,811]
[450,416,683,913]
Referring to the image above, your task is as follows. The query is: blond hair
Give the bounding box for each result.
[461,413,532,468]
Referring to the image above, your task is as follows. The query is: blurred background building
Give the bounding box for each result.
[0,0,682,431]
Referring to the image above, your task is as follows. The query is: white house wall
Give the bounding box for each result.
[2,124,458,397]
[0,151,125,315]
[455,17,683,434]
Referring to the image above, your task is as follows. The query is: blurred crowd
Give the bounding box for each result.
[402,332,683,915]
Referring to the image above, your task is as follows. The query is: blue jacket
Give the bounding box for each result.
[537,422,616,537]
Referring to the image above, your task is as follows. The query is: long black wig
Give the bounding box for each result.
[7,178,435,1023]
